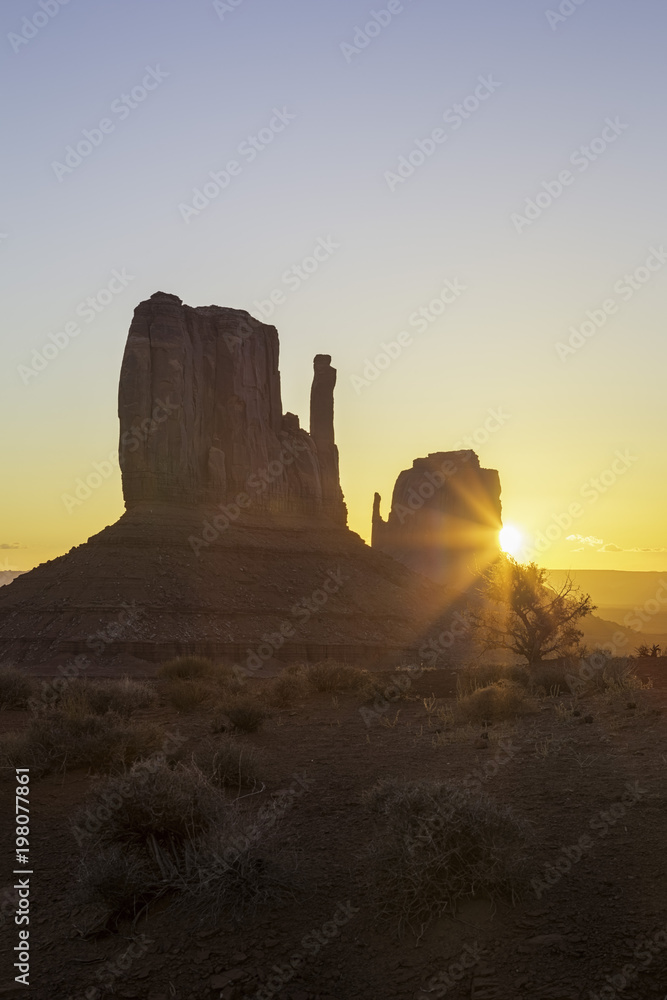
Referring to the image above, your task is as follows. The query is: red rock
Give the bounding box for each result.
[372,449,502,590]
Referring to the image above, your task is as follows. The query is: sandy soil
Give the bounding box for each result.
[1,663,667,1000]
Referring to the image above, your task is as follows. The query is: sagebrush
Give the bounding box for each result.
[361,777,531,936]
[75,760,291,922]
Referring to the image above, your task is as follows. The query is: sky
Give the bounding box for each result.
[1,0,666,575]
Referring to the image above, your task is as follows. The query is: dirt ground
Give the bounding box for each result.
[1,662,667,1000]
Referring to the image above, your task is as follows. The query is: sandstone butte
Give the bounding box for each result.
[0,292,501,673]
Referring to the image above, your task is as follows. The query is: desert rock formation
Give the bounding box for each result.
[119,293,346,523]
[0,294,450,670]
[372,450,502,589]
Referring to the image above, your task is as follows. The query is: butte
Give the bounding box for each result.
[0,293,454,673]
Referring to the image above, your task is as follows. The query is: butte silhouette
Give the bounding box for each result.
[0,293,502,671]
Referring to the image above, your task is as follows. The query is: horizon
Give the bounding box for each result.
[2,0,666,575]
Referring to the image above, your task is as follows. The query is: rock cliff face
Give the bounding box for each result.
[372,450,502,588]
[0,293,446,670]
[119,292,346,522]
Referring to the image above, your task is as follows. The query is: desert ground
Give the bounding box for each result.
[1,655,666,1000]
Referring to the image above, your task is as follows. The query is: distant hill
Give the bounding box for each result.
[0,571,25,587]
[548,569,667,635]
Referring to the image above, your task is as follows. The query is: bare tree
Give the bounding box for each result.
[467,557,596,664]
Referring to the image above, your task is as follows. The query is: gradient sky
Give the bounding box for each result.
[1,0,666,575]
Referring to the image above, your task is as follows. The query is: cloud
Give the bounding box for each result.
[566,535,667,555]
[0,543,24,550]
[566,534,604,548]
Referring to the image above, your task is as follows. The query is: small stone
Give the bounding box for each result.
[210,968,246,989]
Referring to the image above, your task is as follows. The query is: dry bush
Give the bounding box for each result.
[529,659,578,695]
[456,680,534,724]
[159,656,217,680]
[60,678,157,718]
[457,662,529,697]
[218,696,269,734]
[0,710,163,778]
[554,700,579,724]
[549,655,642,696]
[75,760,290,922]
[194,737,262,790]
[268,670,308,708]
[83,760,227,848]
[0,666,34,709]
[163,679,212,712]
[361,777,531,937]
[595,657,641,693]
[305,661,373,695]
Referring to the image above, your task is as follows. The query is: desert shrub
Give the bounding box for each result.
[76,845,155,920]
[163,679,212,712]
[269,670,308,708]
[456,680,533,724]
[75,760,290,921]
[457,662,529,696]
[529,658,578,695]
[194,737,262,790]
[0,666,34,709]
[595,657,640,693]
[556,654,640,695]
[305,661,373,695]
[82,760,227,848]
[285,662,307,675]
[220,697,268,734]
[361,777,531,937]
[60,678,157,718]
[0,710,163,778]
[159,656,216,680]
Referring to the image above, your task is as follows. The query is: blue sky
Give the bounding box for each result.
[1,0,666,572]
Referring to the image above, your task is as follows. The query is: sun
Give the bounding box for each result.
[499,524,524,558]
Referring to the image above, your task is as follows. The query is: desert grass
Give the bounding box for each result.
[304,661,374,695]
[361,777,531,937]
[159,655,218,680]
[457,662,530,696]
[0,666,34,709]
[214,695,269,734]
[0,708,163,778]
[59,678,157,718]
[193,736,263,790]
[268,670,309,708]
[160,656,243,711]
[75,759,291,922]
[456,679,534,725]
[163,679,213,712]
